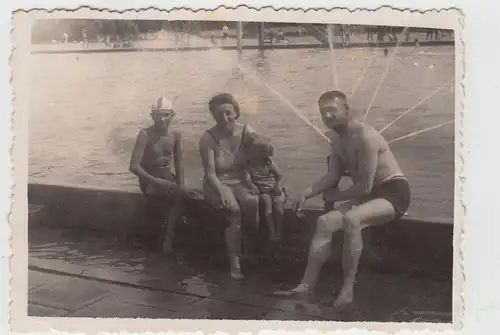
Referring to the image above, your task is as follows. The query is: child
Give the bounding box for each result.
[242,133,286,242]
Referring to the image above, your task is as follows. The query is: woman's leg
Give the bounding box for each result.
[203,180,244,279]
[259,193,277,241]
[231,183,260,256]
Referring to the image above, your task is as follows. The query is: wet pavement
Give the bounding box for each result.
[28,227,452,322]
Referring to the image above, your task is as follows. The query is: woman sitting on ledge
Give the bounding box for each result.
[198,93,260,280]
[129,96,190,254]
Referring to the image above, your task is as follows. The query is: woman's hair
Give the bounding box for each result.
[208,93,240,119]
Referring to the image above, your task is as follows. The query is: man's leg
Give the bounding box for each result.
[334,198,395,307]
[162,198,184,254]
[288,201,357,294]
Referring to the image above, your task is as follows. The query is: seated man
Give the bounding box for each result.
[283,90,411,307]
[129,97,190,254]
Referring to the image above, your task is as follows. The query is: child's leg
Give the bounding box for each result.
[259,193,277,241]
[272,192,286,240]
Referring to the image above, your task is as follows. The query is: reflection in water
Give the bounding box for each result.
[270,298,323,317]
[180,275,216,296]
[29,227,452,321]
[379,78,454,134]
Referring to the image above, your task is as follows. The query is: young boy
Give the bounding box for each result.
[242,134,286,242]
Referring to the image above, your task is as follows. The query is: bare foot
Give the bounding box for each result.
[230,257,244,280]
[230,269,245,281]
[273,283,312,296]
[332,285,354,308]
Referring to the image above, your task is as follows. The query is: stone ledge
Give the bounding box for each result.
[27,183,454,280]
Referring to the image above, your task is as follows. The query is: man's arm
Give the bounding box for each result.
[129,130,168,187]
[328,133,378,202]
[302,151,343,200]
[173,132,185,188]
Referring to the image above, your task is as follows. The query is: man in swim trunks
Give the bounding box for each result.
[286,90,411,307]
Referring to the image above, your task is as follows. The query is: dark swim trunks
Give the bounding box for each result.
[361,177,411,219]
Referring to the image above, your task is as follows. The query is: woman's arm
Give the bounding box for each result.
[173,132,185,188]
[199,132,225,198]
[129,130,168,187]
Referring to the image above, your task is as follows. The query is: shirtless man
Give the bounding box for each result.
[285,90,411,307]
[129,97,189,254]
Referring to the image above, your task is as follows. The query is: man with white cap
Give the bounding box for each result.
[130,96,189,254]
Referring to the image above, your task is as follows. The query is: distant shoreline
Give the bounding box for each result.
[31,40,454,54]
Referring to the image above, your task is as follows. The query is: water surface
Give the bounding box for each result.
[29,46,455,221]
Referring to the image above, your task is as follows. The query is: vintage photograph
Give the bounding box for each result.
[13,7,460,330]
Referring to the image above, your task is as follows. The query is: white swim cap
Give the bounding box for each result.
[152,96,174,111]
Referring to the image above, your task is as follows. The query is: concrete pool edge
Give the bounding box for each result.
[27,182,454,280]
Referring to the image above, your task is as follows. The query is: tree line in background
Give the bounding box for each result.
[31,19,452,44]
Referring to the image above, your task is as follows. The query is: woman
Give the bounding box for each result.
[198,93,260,280]
[129,96,189,254]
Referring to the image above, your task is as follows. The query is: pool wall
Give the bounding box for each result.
[28,182,453,280]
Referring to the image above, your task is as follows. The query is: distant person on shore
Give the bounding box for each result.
[298,26,304,37]
[82,28,89,48]
[344,25,351,45]
[277,90,411,308]
[339,25,345,44]
[199,93,261,280]
[434,29,441,40]
[174,30,181,49]
[129,97,190,254]
[426,28,433,40]
[222,25,229,40]
[366,26,374,44]
[242,133,286,242]
[387,27,396,42]
[377,26,385,42]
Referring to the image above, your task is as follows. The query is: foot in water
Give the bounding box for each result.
[230,257,245,280]
[273,283,312,297]
[332,285,354,308]
[230,269,245,280]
